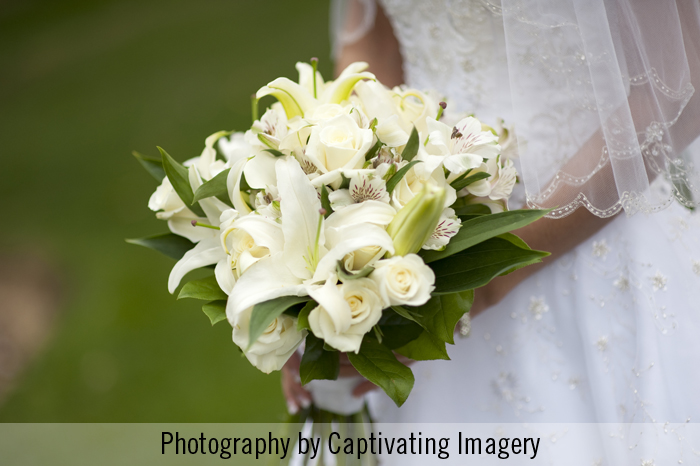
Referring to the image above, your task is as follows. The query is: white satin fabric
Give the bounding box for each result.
[329,0,700,464]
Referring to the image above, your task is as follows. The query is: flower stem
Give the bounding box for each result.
[311,57,319,99]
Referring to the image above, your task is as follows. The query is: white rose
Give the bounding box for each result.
[370,254,435,307]
[231,307,306,374]
[308,278,384,353]
[304,114,374,185]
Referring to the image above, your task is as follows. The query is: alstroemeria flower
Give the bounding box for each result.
[462,156,517,201]
[423,116,499,175]
[423,208,462,250]
[328,173,390,210]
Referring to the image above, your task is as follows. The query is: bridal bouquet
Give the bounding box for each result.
[129,60,548,410]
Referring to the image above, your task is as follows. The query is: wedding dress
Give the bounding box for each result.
[331,0,700,464]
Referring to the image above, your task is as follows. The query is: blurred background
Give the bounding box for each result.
[0,0,333,422]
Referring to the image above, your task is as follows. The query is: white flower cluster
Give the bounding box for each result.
[148,62,516,373]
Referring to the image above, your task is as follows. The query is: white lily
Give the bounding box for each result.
[256,62,375,120]
[226,159,396,321]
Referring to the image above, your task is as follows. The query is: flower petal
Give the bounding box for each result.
[312,223,395,283]
[226,253,307,318]
[276,157,324,280]
[168,237,226,293]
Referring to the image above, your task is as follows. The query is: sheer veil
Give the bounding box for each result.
[331,0,700,218]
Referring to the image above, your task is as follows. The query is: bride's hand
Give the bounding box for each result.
[281,351,414,412]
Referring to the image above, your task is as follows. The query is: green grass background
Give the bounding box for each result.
[0,0,333,422]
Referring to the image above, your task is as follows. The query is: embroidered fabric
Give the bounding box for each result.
[331,0,700,218]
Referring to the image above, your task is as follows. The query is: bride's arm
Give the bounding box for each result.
[333,0,403,88]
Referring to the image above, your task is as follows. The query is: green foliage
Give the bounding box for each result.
[192,168,230,204]
[450,171,491,191]
[132,151,165,181]
[263,149,285,157]
[201,300,227,326]
[296,300,316,331]
[421,209,549,263]
[385,160,422,195]
[125,233,194,260]
[364,138,383,161]
[395,330,450,361]
[401,126,420,162]
[453,203,492,217]
[248,295,310,349]
[336,260,374,282]
[431,236,549,294]
[158,146,206,217]
[177,275,227,301]
[378,309,423,350]
[406,290,473,345]
[299,334,340,385]
[320,185,332,218]
[347,336,415,407]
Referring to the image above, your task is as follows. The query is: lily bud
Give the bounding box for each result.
[387,184,446,256]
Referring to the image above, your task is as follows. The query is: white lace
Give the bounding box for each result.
[334,0,700,218]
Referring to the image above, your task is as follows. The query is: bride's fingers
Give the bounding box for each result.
[352,380,378,397]
[281,353,311,414]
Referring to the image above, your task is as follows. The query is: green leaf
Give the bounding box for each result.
[248,295,310,349]
[132,151,165,181]
[336,260,374,282]
[158,146,206,217]
[347,336,415,407]
[395,331,450,361]
[177,275,227,301]
[378,309,423,350]
[364,138,383,161]
[202,300,227,326]
[125,233,194,260]
[300,334,340,385]
[450,171,491,191]
[339,174,351,189]
[420,209,549,263]
[401,126,420,162]
[495,233,543,276]
[296,300,316,331]
[263,148,286,157]
[381,163,397,181]
[453,203,492,217]
[385,160,422,195]
[390,305,421,324]
[405,290,473,345]
[320,185,332,218]
[431,237,549,294]
[192,168,230,204]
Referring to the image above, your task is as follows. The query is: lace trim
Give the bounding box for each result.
[527,188,678,219]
